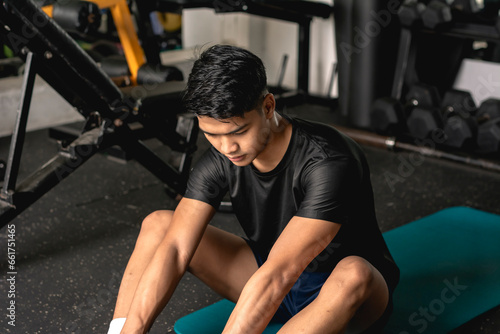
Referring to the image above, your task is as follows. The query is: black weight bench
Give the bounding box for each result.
[0,0,197,226]
[137,0,333,99]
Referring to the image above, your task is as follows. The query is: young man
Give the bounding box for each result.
[108,44,399,334]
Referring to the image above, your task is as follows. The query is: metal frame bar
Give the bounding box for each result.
[1,51,37,203]
[0,127,104,225]
[391,28,414,101]
[422,22,500,43]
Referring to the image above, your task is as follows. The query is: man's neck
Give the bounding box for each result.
[252,114,292,173]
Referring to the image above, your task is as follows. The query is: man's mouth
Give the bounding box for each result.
[228,155,245,162]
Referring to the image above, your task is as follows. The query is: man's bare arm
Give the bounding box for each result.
[222,216,341,334]
[121,198,216,334]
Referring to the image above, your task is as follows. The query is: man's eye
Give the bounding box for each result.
[233,131,246,136]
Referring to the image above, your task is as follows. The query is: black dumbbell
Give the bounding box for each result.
[398,0,427,28]
[405,83,443,139]
[477,119,500,154]
[476,99,500,153]
[407,107,443,139]
[477,98,500,122]
[370,97,406,135]
[51,1,102,34]
[421,0,483,29]
[422,0,453,29]
[371,84,440,135]
[406,83,441,108]
[441,89,478,149]
[441,89,476,116]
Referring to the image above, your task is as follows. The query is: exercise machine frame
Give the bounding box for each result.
[0,0,198,226]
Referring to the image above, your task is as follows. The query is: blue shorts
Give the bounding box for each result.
[244,239,394,332]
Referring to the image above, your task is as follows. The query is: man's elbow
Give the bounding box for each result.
[261,260,304,294]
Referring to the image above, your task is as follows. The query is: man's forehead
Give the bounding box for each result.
[197,115,249,135]
[198,109,261,131]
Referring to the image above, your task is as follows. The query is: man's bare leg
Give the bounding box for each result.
[112,210,174,319]
[111,210,258,320]
[187,223,258,302]
[277,256,389,334]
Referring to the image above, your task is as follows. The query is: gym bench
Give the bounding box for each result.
[39,0,184,86]
[0,0,198,226]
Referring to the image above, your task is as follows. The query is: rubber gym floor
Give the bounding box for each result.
[1,102,500,334]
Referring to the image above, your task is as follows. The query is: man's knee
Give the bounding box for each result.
[331,257,375,304]
[139,210,174,241]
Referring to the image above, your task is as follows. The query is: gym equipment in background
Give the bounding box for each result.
[0,0,198,226]
[405,88,477,146]
[476,99,500,153]
[41,0,183,86]
[336,124,500,173]
[441,89,478,149]
[371,82,441,136]
[370,0,500,159]
[404,84,443,140]
[39,0,102,34]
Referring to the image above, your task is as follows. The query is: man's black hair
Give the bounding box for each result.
[183,44,267,119]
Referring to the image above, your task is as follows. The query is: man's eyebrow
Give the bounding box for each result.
[199,123,249,136]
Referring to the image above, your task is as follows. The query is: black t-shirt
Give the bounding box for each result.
[184,116,399,289]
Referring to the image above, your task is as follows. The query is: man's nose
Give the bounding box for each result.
[220,136,238,154]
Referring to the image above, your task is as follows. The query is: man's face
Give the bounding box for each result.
[197,108,271,167]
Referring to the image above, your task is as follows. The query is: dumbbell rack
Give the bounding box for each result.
[386,1,500,156]
[392,4,500,100]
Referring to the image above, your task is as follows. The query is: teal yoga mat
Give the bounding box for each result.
[384,206,500,334]
[174,207,500,334]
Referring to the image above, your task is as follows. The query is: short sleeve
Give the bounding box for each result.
[184,148,228,208]
[295,157,362,225]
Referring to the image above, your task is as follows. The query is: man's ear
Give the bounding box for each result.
[263,93,276,119]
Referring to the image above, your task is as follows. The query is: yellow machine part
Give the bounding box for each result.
[157,12,182,32]
[42,0,146,85]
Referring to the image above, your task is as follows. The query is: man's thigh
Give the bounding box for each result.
[188,225,259,303]
[277,256,391,334]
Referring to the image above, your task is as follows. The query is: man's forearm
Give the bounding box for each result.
[222,264,297,334]
[121,241,188,334]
